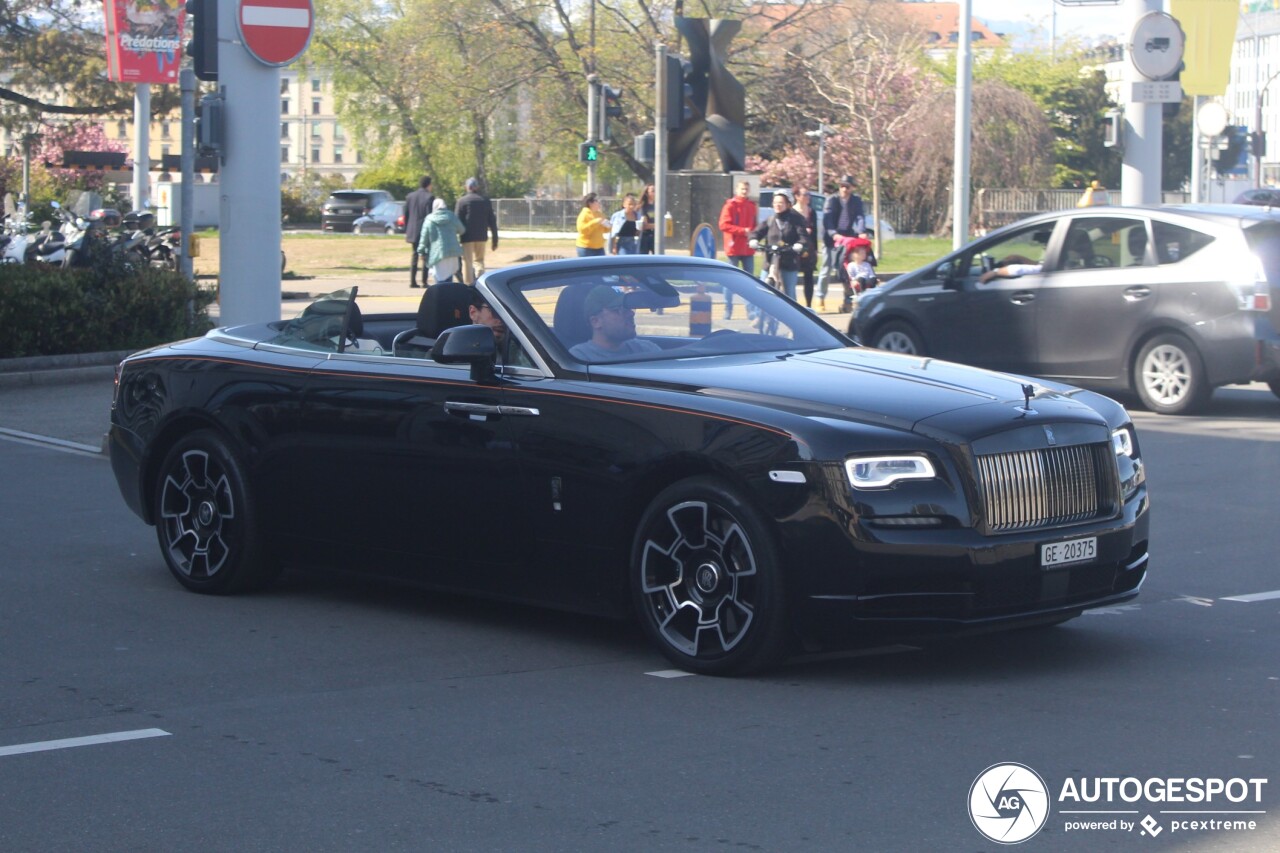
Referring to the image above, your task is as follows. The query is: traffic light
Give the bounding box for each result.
[1103,109,1122,149]
[185,0,218,82]
[634,131,655,163]
[579,141,601,163]
[1212,126,1249,177]
[665,54,694,131]
[1251,130,1267,158]
[599,85,622,141]
[196,91,225,157]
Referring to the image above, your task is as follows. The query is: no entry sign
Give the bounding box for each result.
[237,0,313,67]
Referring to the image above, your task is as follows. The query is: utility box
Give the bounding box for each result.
[154,181,219,228]
[665,171,758,249]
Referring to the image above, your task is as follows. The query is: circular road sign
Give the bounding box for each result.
[1128,11,1184,81]
[237,0,314,68]
[690,223,717,258]
[1195,101,1229,138]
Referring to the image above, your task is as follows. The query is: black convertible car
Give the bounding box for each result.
[109,256,1150,675]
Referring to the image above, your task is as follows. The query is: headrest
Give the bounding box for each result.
[553,285,595,348]
[416,282,475,338]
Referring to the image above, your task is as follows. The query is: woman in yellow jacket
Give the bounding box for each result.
[576,193,609,257]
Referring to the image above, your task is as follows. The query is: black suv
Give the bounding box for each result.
[321,189,394,233]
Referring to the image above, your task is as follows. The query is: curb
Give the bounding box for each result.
[0,350,134,390]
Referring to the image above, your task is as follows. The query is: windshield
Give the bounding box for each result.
[507,263,846,364]
[263,287,359,353]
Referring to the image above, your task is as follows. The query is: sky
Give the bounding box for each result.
[973,0,1139,48]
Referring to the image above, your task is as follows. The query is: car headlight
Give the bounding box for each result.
[1111,426,1134,457]
[845,455,937,489]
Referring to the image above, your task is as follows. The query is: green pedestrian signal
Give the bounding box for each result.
[579,141,601,163]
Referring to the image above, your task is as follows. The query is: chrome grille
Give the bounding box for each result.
[976,442,1117,532]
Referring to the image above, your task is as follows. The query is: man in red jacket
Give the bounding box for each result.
[718,180,757,319]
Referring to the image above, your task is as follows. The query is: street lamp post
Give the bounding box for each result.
[804,124,834,192]
[1255,68,1280,188]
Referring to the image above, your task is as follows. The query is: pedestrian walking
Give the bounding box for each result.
[717,180,757,318]
[404,175,434,288]
[609,193,644,255]
[418,198,465,284]
[793,186,819,308]
[820,175,865,312]
[455,177,498,284]
[749,190,807,301]
[638,184,656,254]
[575,193,609,257]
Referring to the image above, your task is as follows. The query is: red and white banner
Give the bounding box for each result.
[103,0,185,84]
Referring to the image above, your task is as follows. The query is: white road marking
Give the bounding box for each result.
[645,669,695,678]
[1221,590,1280,603]
[0,728,170,758]
[1175,595,1214,607]
[1083,604,1142,616]
[0,427,102,456]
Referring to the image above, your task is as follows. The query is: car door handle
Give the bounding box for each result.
[1010,291,1036,305]
[444,401,540,418]
[1124,286,1152,300]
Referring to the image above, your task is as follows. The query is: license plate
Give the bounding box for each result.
[1042,536,1096,568]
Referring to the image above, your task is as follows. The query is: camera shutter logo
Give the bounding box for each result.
[969,763,1050,844]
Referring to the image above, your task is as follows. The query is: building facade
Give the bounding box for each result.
[91,64,364,187]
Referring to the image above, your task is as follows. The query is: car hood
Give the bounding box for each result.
[590,347,1108,439]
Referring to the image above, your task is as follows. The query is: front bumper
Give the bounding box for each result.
[790,489,1150,645]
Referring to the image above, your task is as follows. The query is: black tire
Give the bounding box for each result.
[631,476,791,675]
[154,430,280,594]
[1133,333,1211,415]
[871,320,925,355]
[1268,379,1280,401]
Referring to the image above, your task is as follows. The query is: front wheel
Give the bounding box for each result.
[1134,333,1210,415]
[871,320,925,355]
[155,430,280,594]
[631,477,790,675]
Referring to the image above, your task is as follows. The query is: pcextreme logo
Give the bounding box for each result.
[968,763,1270,844]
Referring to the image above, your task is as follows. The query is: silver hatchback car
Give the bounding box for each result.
[853,205,1280,414]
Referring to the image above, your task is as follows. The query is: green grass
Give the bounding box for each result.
[873,236,955,274]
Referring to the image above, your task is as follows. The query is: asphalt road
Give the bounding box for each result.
[0,385,1277,851]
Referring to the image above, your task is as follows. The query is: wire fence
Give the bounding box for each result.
[495,190,1195,237]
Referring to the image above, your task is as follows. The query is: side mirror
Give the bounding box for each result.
[432,324,497,381]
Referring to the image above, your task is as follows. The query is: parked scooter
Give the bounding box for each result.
[1,208,34,264]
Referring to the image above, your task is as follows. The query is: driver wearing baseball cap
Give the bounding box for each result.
[569,286,662,362]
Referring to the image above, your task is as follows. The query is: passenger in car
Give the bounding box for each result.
[468,290,533,367]
[979,256,1042,283]
[569,286,661,361]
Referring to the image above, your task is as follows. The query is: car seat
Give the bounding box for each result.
[552,284,596,350]
[393,282,475,357]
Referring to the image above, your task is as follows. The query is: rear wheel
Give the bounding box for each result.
[1134,333,1210,415]
[871,320,925,355]
[632,477,790,675]
[155,430,280,594]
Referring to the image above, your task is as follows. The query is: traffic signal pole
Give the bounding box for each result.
[586,76,598,195]
[654,42,668,255]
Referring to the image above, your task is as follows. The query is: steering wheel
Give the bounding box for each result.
[702,329,738,340]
